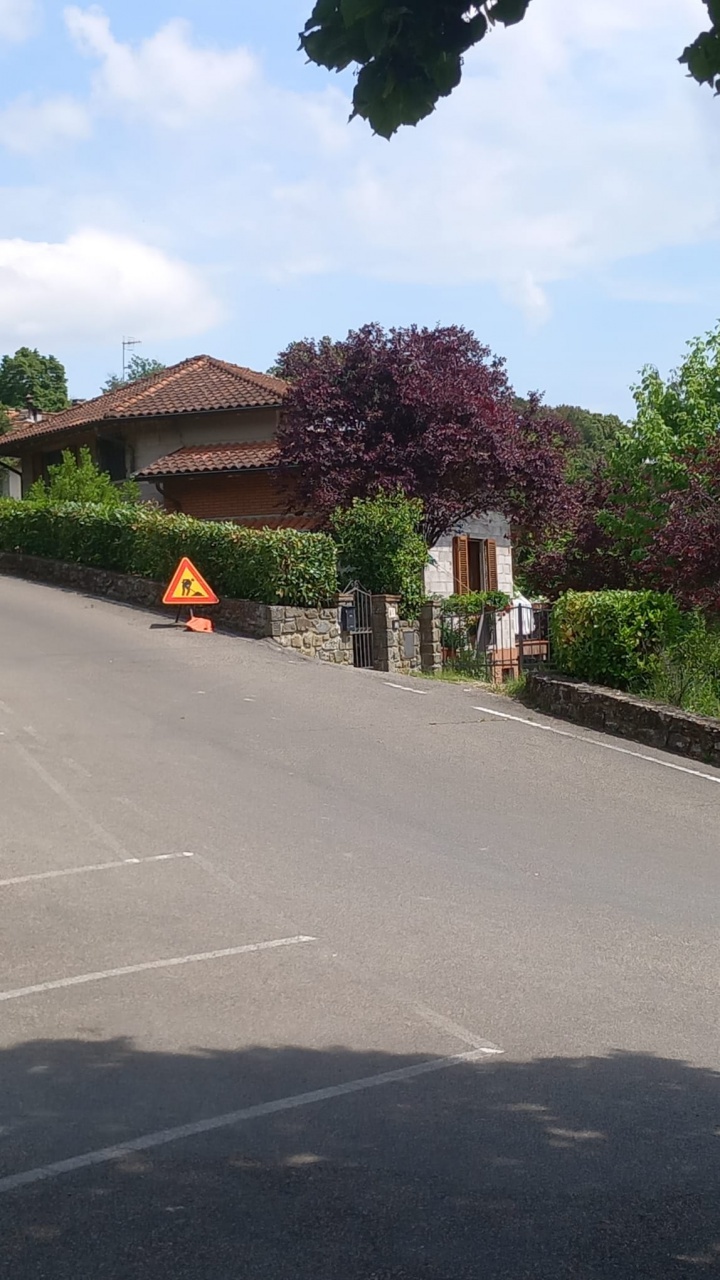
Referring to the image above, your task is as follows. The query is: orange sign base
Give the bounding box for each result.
[185,614,214,633]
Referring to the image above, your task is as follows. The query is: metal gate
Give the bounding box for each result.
[343,581,374,668]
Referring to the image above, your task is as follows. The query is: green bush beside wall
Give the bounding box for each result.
[0,502,338,607]
[551,589,686,692]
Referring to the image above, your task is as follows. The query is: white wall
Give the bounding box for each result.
[0,466,21,498]
[424,513,514,598]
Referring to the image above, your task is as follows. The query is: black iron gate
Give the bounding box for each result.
[343,581,374,668]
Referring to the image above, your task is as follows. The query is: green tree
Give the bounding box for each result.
[604,323,720,558]
[102,355,166,393]
[514,398,624,476]
[301,0,720,137]
[0,347,69,413]
[28,447,139,507]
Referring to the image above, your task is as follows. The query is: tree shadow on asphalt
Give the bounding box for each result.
[1,1038,718,1279]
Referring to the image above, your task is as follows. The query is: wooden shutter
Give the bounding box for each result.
[484,539,499,591]
[452,535,470,594]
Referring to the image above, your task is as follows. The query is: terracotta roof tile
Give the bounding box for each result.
[0,356,287,454]
[134,441,280,480]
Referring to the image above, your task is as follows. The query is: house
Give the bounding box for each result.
[0,409,24,499]
[0,352,514,594]
[0,356,300,527]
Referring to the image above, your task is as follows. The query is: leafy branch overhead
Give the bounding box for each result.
[301,0,720,137]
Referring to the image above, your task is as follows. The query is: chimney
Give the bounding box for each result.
[25,395,42,424]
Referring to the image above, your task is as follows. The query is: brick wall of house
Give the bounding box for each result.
[162,471,289,521]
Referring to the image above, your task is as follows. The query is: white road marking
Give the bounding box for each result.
[0,1047,493,1194]
[410,1000,504,1054]
[385,682,428,695]
[473,704,720,784]
[13,741,128,857]
[0,935,316,1005]
[0,852,194,890]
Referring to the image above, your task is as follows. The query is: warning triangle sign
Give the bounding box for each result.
[162,557,219,606]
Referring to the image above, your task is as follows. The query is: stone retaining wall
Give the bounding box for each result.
[526,671,720,766]
[0,551,352,664]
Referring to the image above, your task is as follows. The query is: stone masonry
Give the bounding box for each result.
[526,670,720,766]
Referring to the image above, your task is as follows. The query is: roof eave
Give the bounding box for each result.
[134,463,283,482]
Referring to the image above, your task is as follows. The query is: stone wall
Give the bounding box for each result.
[0,551,351,664]
[370,595,421,674]
[526,671,720,767]
[419,600,443,675]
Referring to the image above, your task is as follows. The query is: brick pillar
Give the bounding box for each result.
[419,600,442,674]
[371,594,402,672]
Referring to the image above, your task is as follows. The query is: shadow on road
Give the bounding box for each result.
[1,1038,718,1278]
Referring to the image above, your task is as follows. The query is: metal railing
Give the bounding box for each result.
[441,603,551,683]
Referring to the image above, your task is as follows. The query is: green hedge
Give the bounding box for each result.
[551,589,687,691]
[0,502,337,607]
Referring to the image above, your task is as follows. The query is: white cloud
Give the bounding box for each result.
[3,0,717,325]
[64,5,257,126]
[0,94,90,153]
[0,229,223,345]
[0,0,36,42]
[230,0,718,317]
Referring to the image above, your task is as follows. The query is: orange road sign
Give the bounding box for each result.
[162,557,219,606]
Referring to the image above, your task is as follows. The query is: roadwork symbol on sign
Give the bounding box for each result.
[162,557,219,606]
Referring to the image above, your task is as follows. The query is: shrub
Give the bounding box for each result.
[440,590,511,621]
[330,491,429,618]
[28,447,140,507]
[646,618,720,719]
[0,502,337,607]
[551,589,686,692]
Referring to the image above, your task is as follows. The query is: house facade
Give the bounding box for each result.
[0,353,514,595]
[423,513,514,600]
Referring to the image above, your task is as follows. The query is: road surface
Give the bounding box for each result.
[0,574,718,1278]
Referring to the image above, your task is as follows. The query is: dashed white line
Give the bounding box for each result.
[473,704,720,784]
[0,935,316,1005]
[0,1047,494,1194]
[385,682,428,695]
[0,852,194,890]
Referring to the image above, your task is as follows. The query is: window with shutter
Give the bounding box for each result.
[452,535,470,594]
[484,539,499,591]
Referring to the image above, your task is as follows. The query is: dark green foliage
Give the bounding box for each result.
[551,590,686,693]
[0,503,338,607]
[301,0,718,137]
[28,448,139,508]
[300,0,532,136]
[680,1,720,94]
[0,348,69,412]
[330,491,428,617]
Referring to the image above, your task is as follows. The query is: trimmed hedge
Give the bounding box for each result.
[0,502,337,607]
[551,589,686,692]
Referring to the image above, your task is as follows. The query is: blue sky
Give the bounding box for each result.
[0,0,718,416]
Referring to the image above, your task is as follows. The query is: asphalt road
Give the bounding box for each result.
[0,574,718,1279]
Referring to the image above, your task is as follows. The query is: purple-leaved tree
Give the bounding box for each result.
[274,323,576,546]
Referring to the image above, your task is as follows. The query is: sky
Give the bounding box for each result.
[0,0,718,417]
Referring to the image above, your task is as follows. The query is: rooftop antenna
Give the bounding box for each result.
[122,336,141,382]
